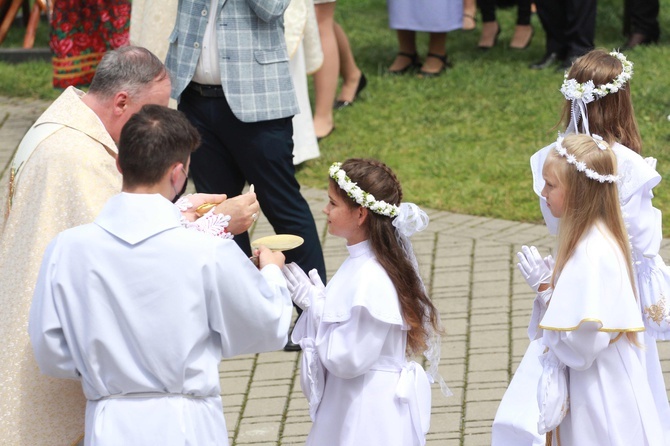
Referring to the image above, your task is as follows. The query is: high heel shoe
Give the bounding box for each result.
[333,73,367,110]
[419,53,452,78]
[478,21,501,50]
[388,52,422,75]
[510,24,534,50]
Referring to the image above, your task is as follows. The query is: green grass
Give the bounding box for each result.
[1,0,670,232]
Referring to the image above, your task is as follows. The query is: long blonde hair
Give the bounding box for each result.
[547,134,638,341]
[561,49,642,153]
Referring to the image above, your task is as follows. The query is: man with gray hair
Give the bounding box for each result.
[0,45,258,445]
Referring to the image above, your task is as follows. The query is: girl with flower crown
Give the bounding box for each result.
[522,134,666,445]
[493,49,670,445]
[283,158,448,446]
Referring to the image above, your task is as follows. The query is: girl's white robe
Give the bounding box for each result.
[292,240,432,446]
[538,224,666,446]
[492,142,670,445]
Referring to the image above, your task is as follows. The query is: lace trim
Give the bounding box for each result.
[180,211,233,240]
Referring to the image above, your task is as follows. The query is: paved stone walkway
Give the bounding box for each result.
[1,97,669,445]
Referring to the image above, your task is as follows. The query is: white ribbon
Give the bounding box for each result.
[396,361,432,445]
[393,202,429,237]
[566,97,591,136]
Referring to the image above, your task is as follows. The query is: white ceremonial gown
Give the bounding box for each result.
[492,141,670,445]
[29,193,293,446]
[539,223,666,446]
[292,240,432,446]
[0,86,119,446]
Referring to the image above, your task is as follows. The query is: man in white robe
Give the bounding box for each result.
[29,104,292,446]
[0,46,259,445]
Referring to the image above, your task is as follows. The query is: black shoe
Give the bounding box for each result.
[388,52,422,75]
[478,21,501,50]
[418,53,452,78]
[622,32,658,50]
[284,339,302,352]
[556,55,579,72]
[316,126,335,142]
[529,52,561,70]
[333,73,367,110]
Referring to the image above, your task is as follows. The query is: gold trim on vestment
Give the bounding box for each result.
[539,317,645,332]
[6,166,16,217]
[72,433,84,446]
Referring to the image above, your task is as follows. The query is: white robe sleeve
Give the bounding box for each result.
[28,237,79,380]
[528,288,553,340]
[542,322,615,371]
[205,243,293,358]
[315,306,392,380]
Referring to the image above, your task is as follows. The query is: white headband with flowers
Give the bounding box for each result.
[554,134,619,184]
[329,162,400,217]
[560,51,633,103]
[560,51,633,136]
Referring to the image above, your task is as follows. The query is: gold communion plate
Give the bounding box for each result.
[251,234,304,251]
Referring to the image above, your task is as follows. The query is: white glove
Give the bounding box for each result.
[517,245,552,292]
[283,263,323,310]
[544,254,555,272]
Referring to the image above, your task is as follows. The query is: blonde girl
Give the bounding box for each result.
[284,158,447,446]
[530,134,665,445]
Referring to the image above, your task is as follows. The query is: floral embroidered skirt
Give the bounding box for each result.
[50,0,130,89]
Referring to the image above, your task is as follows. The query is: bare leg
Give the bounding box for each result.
[463,0,477,30]
[420,32,447,74]
[388,30,418,72]
[313,3,338,138]
[334,21,362,103]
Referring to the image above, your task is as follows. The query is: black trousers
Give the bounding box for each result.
[623,0,660,40]
[179,87,327,285]
[478,0,532,25]
[535,0,596,59]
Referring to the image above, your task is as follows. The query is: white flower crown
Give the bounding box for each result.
[560,51,633,104]
[329,162,400,217]
[554,134,619,184]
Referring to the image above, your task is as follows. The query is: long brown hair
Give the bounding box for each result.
[331,159,441,355]
[547,135,638,343]
[561,49,642,153]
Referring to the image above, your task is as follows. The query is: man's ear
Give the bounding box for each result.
[169,162,184,185]
[115,157,123,175]
[112,91,130,116]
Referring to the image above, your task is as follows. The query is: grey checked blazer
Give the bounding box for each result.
[166,0,299,123]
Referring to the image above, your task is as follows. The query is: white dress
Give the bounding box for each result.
[492,141,670,445]
[292,240,432,446]
[29,193,293,446]
[538,223,666,445]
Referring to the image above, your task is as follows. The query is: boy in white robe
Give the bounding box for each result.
[28,105,293,446]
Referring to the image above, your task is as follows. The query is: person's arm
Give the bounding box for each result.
[28,238,79,380]
[207,243,293,357]
[542,322,615,371]
[244,0,291,22]
[315,306,392,379]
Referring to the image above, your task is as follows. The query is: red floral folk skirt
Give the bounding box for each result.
[50,0,130,89]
